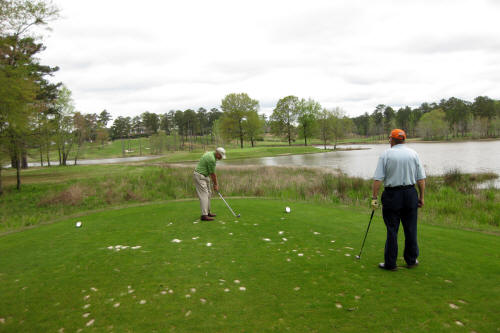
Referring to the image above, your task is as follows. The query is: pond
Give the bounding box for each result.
[14,155,160,167]
[219,141,500,187]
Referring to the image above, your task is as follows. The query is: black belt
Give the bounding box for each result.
[384,185,414,191]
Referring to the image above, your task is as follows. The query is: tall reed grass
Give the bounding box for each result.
[0,165,498,233]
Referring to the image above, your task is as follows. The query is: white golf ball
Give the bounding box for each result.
[75,221,82,228]
[285,207,291,213]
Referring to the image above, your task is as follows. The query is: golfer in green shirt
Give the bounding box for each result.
[193,147,226,221]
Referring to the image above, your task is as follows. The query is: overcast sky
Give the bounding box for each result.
[40,0,500,120]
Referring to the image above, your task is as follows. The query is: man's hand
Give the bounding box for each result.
[418,198,424,208]
[370,199,379,210]
[213,184,219,192]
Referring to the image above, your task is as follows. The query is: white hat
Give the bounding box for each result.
[216,147,226,159]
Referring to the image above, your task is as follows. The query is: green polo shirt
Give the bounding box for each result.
[195,152,217,177]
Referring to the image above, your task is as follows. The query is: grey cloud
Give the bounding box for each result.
[55,58,96,71]
[338,66,407,86]
[341,74,379,86]
[339,93,376,103]
[210,56,325,85]
[268,4,365,46]
[257,98,278,110]
[404,35,500,54]
[53,20,156,42]
[82,81,163,93]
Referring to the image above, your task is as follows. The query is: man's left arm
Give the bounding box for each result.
[210,173,219,192]
[371,155,385,210]
[371,180,382,210]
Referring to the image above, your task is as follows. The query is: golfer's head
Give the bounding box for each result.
[215,147,226,160]
[390,129,406,145]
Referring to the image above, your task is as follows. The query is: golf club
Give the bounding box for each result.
[217,191,240,218]
[356,210,375,260]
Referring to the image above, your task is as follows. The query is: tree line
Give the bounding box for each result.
[110,108,223,153]
[133,93,500,153]
[351,97,500,140]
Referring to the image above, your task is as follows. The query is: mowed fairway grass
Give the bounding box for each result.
[0,199,499,332]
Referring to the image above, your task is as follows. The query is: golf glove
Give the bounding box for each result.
[370,199,379,210]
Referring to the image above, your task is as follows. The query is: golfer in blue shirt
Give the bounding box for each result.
[372,129,426,271]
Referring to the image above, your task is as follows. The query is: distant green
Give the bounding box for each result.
[25,136,330,163]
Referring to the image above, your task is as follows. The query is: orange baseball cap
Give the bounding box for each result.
[390,129,406,140]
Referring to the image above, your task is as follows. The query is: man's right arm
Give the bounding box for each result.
[417,179,425,208]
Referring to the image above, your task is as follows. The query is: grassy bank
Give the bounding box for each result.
[0,164,498,234]
[25,136,331,163]
[0,200,499,332]
[23,143,328,165]
[148,146,329,163]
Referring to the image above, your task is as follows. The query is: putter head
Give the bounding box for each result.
[237,214,241,217]
[355,255,361,259]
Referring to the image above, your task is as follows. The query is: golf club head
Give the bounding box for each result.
[355,255,361,259]
[237,214,241,217]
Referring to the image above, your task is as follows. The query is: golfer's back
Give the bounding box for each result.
[374,145,425,187]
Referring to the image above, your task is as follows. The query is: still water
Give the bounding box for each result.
[219,141,500,187]
[20,155,160,167]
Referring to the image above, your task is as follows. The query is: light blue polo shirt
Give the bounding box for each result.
[373,144,426,187]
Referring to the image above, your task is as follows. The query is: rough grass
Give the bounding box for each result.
[0,200,498,332]
[0,164,498,234]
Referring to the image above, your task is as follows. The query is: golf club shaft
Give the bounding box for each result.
[217,192,238,217]
[357,210,375,259]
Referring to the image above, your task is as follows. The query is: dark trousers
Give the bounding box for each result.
[381,186,419,268]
